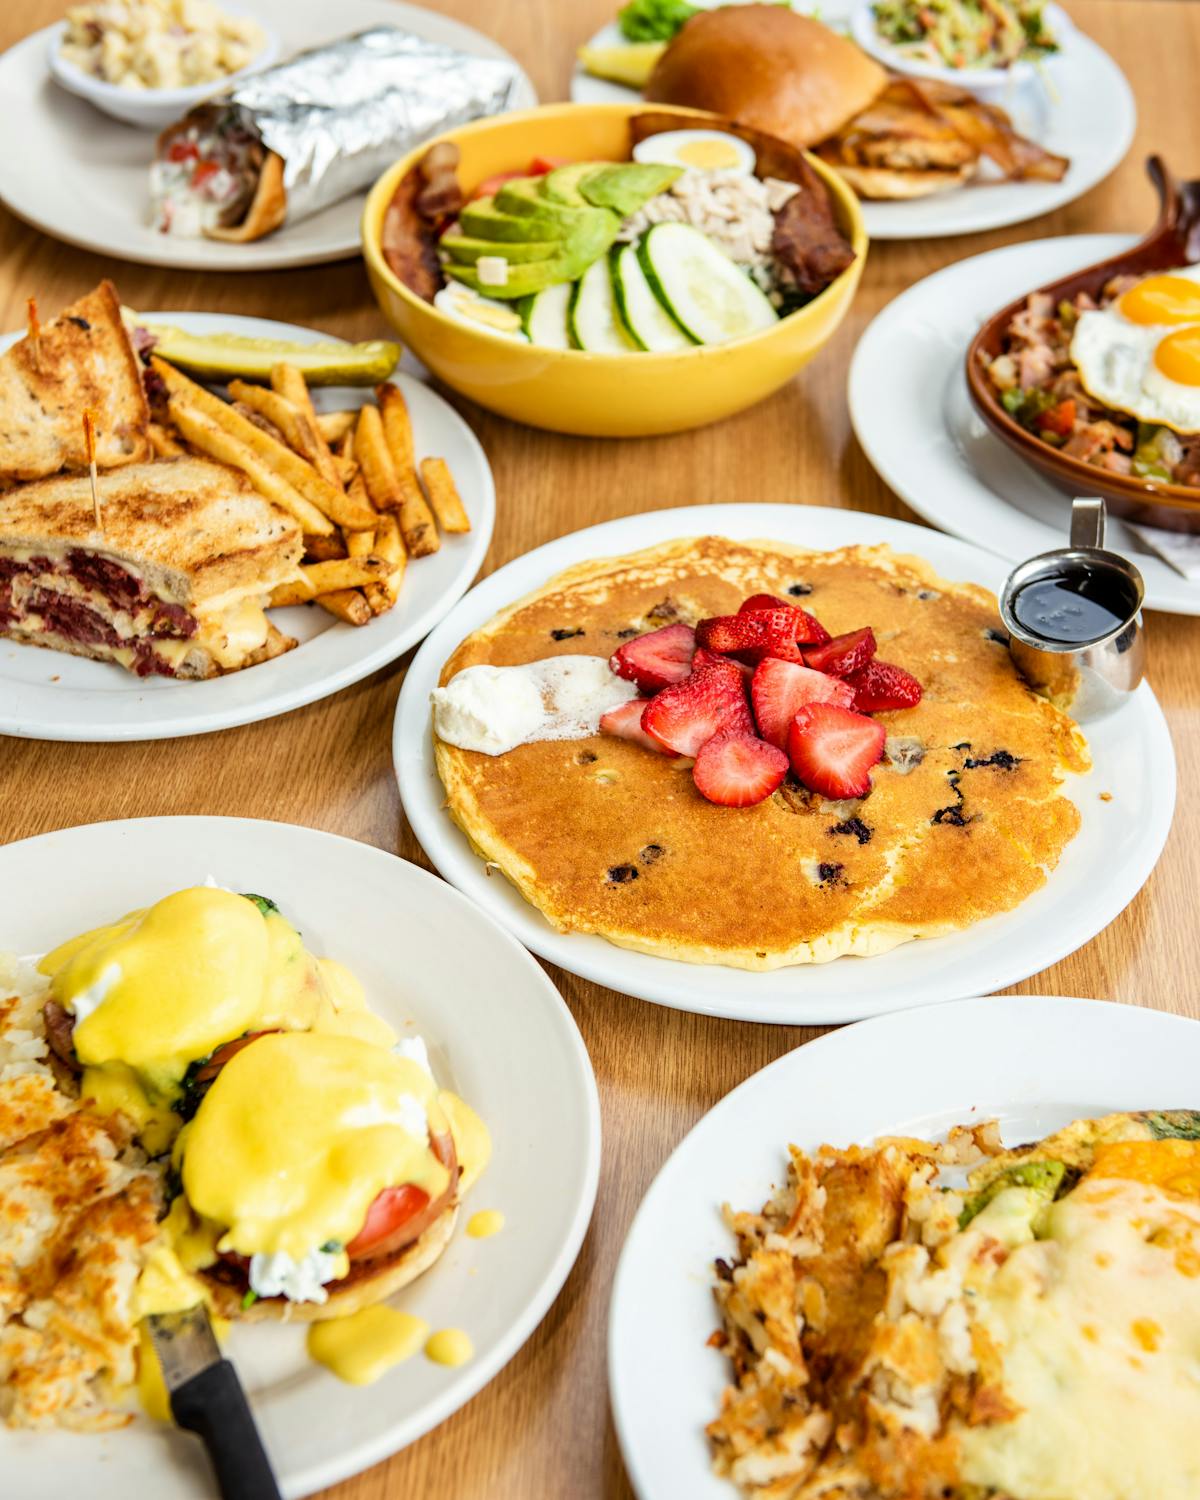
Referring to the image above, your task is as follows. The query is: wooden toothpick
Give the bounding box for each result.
[83,409,101,531]
[26,297,41,372]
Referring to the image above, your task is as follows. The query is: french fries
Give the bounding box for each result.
[147,354,470,630]
[419,457,471,534]
[168,398,333,536]
[376,383,439,558]
[152,358,374,532]
[316,409,359,445]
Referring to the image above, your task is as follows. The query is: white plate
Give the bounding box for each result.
[0,0,536,271]
[608,993,1200,1500]
[393,503,1175,1025]
[848,233,1200,618]
[570,0,1134,240]
[0,311,495,742]
[0,816,600,1499]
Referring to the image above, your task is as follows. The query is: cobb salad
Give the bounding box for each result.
[382,117,856,355]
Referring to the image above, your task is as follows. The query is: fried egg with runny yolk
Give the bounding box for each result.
[39,887,396,1153]
[1070,264,1200,433]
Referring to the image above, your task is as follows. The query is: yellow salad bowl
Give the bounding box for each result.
[362,102,867,438]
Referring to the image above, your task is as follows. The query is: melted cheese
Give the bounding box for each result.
[178,1032,451,1261]
[195,595,270,669]
[80,1061,179,1156]
[960,1174,1200,1500]
[306,1306,429,1385]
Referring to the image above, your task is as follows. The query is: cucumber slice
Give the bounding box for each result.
[612,242,694,353]
[520,282,575,350]
[568,256,637,354]
[636,223,778,346]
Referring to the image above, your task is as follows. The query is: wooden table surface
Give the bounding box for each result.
[2,0,1197,1495]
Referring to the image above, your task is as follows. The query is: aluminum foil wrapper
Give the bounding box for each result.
[219,27,523,224]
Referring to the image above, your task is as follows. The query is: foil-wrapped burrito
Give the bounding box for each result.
[149,26,523,243]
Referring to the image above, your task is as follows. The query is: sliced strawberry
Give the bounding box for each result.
[609,622,696,693]
[696,607,828,663]
[803,626,876,678]
[787,702,886,799]
[693,732,788,807]
[641,659,751,758]
[751,658,855,749]
[599,697,678,756]
[739,592,790,613]
[845,659,923,712]
[693,646,753,680]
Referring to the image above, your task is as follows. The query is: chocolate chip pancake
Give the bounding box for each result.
[433,538,1090,970]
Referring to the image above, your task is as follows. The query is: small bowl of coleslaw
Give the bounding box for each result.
[47,0,278,132]
[849,0,1070,105]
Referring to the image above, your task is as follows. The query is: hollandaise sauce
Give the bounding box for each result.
[425,1328,474,1367]
[39,887,399,1155]
[466,1209,504,1239]
[307,1308,429,1386]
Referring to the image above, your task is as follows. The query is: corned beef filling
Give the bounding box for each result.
[0,549,198,677]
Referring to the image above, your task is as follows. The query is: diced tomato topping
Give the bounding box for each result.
[1037,399,1076,437]
[527,156,565,175]
[191,160,221,189]
[470,169,524,200]
[167,140,200,163]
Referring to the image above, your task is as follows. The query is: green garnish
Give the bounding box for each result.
[872,0,1059,70]
[1144,1110,1200,1140]
[958,1159,1068,1229]
[617,0,699,42]
[320,1241,343,1254]
[241,1290,259,1310]
[241,893,280,917]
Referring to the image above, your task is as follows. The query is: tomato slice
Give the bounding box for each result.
[346,1184,430,1257]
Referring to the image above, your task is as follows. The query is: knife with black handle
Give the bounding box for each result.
[147,1306,283,1500]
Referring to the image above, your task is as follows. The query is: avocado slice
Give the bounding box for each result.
[958,1160,1069,1229]
[579,162,682,215]
[539,162,610,207]
[494,176,599,227]
[441,231,562,265]
[459,196,568,244]
[445,210,620,301]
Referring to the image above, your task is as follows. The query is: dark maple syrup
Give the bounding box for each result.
[1011,566,1135,646]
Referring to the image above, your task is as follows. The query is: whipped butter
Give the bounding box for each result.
[431,657,637,755]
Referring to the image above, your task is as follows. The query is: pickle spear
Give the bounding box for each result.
[131,319,401,387]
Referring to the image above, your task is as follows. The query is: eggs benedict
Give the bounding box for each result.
[39,886,396,1154]
[165,1030,481,1320]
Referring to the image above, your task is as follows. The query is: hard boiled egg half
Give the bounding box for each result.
[1071,265,1200,432]
[433,283,528,342]
[632,129,756,177]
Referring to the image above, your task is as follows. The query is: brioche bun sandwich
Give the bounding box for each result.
[644,4,1067,200]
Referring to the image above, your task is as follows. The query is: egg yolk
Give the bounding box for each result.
[675,139,744,171]
[1119,274,1200,326]
[1154,327,1200,387]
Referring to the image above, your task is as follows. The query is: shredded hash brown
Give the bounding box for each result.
[0,955,160,1431]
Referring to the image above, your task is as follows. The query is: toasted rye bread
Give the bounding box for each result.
[0,456,302,608]
[0,281,151,482]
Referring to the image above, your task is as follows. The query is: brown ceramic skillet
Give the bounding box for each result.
[966,157,1200,535]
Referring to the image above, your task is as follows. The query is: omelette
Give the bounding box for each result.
[709,1110,1200,1499]
[432,538,1089,969]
